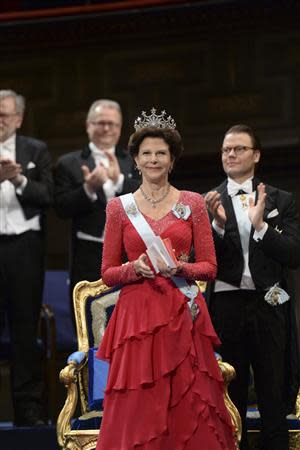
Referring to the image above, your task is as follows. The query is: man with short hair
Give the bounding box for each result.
[54,99,139,313]
[0,89,53,426]
[205,124,300,450]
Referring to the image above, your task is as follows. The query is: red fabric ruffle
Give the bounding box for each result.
[96,279,236,450]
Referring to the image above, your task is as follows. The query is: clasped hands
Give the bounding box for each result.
[82,153,121,195]
[0,158,24,186]
[205,182,267,232]
[134,254,182,279]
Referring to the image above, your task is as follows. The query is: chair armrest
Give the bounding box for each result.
[218,359,242,445]
[67,350,86,365]
[57,353,88,448]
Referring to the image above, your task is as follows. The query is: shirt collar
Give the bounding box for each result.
[227,177,253,197]
[0,134,16,156]
[89,142,115,157]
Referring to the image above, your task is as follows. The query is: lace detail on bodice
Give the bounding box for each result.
[101,191,217,286]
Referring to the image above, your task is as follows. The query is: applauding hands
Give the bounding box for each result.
[205,191,227,229]
[248,183,266,231]
[82,153,121,195]
[0,158,24,186]
[205,182,266,232]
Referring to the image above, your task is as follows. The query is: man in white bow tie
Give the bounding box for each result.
[0,89,53,426]
[54,99,139,324]
[205,124,300,450]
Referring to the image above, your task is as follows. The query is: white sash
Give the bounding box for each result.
[120,193,199,307]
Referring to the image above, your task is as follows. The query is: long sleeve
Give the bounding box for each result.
[180,194,217,281]
[101,198,141,286]
[255,192,300,269]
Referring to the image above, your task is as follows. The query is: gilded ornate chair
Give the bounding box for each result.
[56,279,241,450]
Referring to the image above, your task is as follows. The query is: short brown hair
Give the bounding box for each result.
[224,124,261,150]
[128,127,183,163]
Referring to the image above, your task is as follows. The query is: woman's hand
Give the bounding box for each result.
[156,258,182,278]
[133,254,155,278]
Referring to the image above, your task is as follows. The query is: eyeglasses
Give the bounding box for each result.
[89,121,120,129]
[221,145,255,155]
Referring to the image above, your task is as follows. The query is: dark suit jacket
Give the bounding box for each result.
[54,145,139,239]
[209,177,300,411]
[15,134,53,228]
[212,177,300,291]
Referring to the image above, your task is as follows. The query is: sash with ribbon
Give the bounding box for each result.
[120,193,199,320]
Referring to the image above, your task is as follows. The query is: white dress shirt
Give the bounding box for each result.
[213,177,268,292]
[0,134,40,235]
[77,142,125,243]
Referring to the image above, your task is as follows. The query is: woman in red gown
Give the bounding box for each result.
[96,110,237,450]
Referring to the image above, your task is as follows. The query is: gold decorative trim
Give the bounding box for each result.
[91,289,121,347]
[295,389,300,419]
[73,279,112,353]
[248,430,300,450]
[195,280,207,293]
[64,430,98,450]
[218,360,242,445]
[57,361,81,448]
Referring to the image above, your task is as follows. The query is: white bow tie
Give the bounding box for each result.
[227,179,253,197]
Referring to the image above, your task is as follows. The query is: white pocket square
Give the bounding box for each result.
[27,161,36,169]
[267,209,279,219]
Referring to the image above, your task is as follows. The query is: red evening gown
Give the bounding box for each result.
[96,191,236,450]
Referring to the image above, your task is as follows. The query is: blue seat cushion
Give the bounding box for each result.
[246,405,300,430]
[88,348,109,411]
[72,414,102,430]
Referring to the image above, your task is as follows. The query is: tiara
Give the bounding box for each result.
[134,108,176,131]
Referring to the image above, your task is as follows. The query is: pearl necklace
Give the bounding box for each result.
[140,184,171,208]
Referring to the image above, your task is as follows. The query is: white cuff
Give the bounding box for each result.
[114,173,125,193]
[253,222,268,241]
[103,178,116,201]
[15,176,27,195]
[212,219,225,237]
[83,183,97,202]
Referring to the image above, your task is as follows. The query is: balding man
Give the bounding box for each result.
[54,99,139,318]
[0,89,53,426]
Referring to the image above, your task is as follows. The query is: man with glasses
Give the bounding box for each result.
[54,99,138,318]
[205,124,300,450]
[0,89,53,426]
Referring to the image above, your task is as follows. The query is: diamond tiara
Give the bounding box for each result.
[134,107,176,131]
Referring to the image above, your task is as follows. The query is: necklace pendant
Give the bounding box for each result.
[152,203,156,208]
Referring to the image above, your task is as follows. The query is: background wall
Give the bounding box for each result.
[1,0,300,269]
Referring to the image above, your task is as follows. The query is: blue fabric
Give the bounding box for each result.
[1,270,75,359]
[246,406,300,430]
[67,351,85,365]
[88,348,109,411]
[42,270,77,352]
[71,416,102,430]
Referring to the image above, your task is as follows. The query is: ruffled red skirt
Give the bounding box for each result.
[96,277,236,450]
